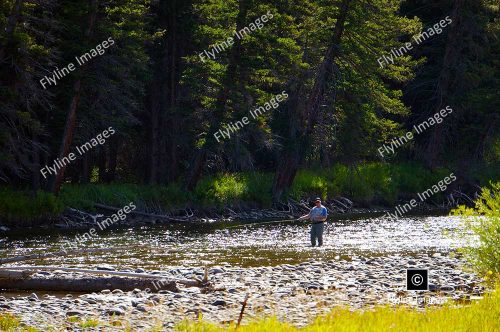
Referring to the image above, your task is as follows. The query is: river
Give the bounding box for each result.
[0,213,467,269]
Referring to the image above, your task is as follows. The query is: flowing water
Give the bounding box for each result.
[0,213,468,270]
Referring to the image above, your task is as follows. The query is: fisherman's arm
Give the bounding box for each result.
[297,213,310,221]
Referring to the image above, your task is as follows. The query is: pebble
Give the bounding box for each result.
[105,307,125,316]
[136,304,148,312]
[211,300,226,306]
[66,310,87,317]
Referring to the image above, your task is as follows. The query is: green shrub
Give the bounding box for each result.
[193,172,273,207]
[453,182,500,281]
[290,169,329,200]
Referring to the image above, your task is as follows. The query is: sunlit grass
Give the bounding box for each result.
[78,318,100,328]
[0,313,39,332]
[176,286,500,332]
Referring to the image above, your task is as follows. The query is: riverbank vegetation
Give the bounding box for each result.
[176,286,499,332]
[2,162,497,224]
[453,182,500,281]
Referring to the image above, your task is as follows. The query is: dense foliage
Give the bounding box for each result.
[0,0,498,201]
[453,182,500,280]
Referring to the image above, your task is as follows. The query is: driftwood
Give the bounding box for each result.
[94,203,192,222]
[237,293,250,328]
[0,276,178,293]
[0,269,33,278]
[1,266,206,287]
[0,266,208,292]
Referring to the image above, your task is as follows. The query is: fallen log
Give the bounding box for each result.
[0,276,178,293]
[0,269,33,278]
[0,266,208,289]
[94,203,190,222]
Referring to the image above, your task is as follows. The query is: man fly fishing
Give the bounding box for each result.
[298,197,328,247]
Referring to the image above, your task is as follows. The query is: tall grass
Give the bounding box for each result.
[0,188,63,223]
[176,286,500,332]
[290,162,453,204]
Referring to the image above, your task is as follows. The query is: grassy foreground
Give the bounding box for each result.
[0,287,498,331]
[176,287,500,332]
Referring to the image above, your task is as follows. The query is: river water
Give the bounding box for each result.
[0,213,468,270]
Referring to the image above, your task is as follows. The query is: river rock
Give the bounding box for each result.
[136,304,148,312]
[211,300,226,306]
[105,307,125,316]
[210,268,224,274]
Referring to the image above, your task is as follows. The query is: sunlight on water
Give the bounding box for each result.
[0,215,468,269]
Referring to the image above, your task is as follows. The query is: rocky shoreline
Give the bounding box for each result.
[1,253,485,331]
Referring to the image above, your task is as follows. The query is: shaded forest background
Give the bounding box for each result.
[0,0,498,206]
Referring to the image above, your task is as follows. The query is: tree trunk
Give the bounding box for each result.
[424,0,464,169]
[31,132,40,192]
[97,147,107,182]
[81,153,91,183]
[50,80,82,193]
[148,0,188,184]
[50,0,99,194]
[272,0,351,201]
[107,138,118,182]
[148,84,160,184]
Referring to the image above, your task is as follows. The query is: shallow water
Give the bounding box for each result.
[0,214,468,269]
